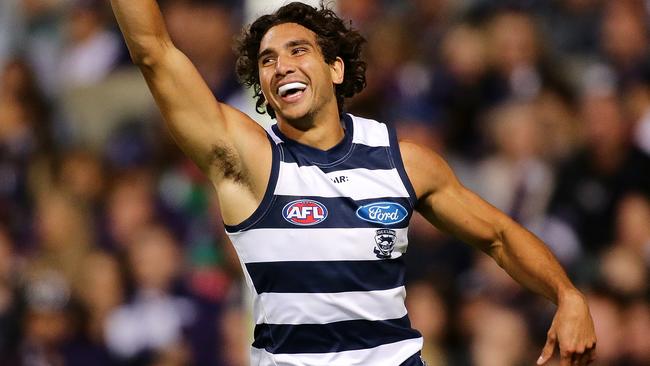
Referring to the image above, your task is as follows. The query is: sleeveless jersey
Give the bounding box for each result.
[225,114,424,366]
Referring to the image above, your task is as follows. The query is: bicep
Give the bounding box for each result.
[417,181,510,252]
[140,46,256,172]
[401,141,508,252]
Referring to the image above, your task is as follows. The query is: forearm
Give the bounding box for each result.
[110,0,172,65]
[497,222,597,365]
[491,219,580,305]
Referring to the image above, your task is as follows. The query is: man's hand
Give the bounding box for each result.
[537,291,596,366]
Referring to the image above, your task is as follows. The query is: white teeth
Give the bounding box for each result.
[278,82,307,97]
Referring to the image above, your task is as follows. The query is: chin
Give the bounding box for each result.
[277,106,313,125]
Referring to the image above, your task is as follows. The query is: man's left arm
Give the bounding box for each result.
[400,141,596,366]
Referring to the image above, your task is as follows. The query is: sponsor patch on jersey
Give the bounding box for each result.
[282,199,328,226]
[356,202,408,225]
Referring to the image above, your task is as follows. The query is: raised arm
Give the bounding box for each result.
[109,0,269,178]
[400,141,596,366]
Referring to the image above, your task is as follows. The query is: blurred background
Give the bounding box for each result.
[1,0,650,365]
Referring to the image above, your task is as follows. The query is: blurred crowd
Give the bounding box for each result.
[0,0,649,365]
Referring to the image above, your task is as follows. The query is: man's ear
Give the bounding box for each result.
[330,57,344,85]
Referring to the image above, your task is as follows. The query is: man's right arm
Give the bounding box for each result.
[110,0,268,180]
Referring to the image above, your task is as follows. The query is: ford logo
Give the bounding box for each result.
[356,202,408,225]
[282,199,328,226]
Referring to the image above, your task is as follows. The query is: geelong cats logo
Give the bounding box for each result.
[374,229,397,258]
[282,199,328,226]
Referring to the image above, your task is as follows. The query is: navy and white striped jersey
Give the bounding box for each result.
[225,114,424,366]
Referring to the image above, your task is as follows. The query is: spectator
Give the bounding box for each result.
[474,101,582,265]
[538,0,603,60]
[405,281,449,366]
[614,193,650,264]
[16,270,74,366]
[58,0,122,89]
[105,223,222,365]
[57,149,106,205]
[621,299,650,364]
[599,0,650,87]
[347,15,415,122]
[104,170,157,250]
[0,58,54,244]
[425,22,492,159]
[30,189,95,293]
[62,251,123,366]
[162,0,241,101]
[0,225,24,365]
[623,62,650,155]
[469,303,532,366]
[587,293,626,364]
[599,246,647,299]
[549,86,650,254]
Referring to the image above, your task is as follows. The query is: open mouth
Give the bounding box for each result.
[278,82,307,101]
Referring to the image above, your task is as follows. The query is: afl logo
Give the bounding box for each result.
[356,202,408,225]
[282,199,328,226]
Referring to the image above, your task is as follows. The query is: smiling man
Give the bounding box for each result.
[110,2,596,365]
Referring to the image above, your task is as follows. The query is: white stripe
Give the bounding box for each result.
[267,115,390,147]
[274,164,409,200]
[266,125,283,144]
[250,338,423,366]
[254,287,407,325]
[350,114,390,147]
[229,227,408,263]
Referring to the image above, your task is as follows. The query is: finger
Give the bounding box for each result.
[537,335,557,365]
[580,347,597,366]
[559,349,572,366]
[567,345,589,366]
[576,340,596,365]
[588,350,596,364]
[586,346,597,364]
[572,351,586,366]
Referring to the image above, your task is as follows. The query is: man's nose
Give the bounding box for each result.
[274,55,296,76]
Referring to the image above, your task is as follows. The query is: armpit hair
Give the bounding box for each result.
[208,144,248,184]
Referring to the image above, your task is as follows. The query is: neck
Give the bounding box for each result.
[591,144,626,173]
[277,105,345,150]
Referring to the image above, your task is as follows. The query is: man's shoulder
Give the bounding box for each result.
[346,113,393,148]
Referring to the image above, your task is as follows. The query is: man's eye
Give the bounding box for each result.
[261,57,275,65]
[292,47,307,55]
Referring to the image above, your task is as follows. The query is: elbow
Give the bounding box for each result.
[131,52,159,69]
[486,237,505,267]
[128,37,171,68]
[485,218,510,265]
[130,48,163,69]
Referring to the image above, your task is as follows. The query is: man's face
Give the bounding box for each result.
[258,22,343,124]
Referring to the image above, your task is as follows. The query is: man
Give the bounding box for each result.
[110,1,596,365]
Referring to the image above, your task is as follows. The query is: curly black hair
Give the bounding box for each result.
[235,1,366,119]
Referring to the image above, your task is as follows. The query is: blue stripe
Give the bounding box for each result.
[400,352,425,366]
[252,315,421,354]
[252,196,412,229]
[280,143,394,173]
[246,258,406,294]
[224,134,280,233]
[387,125,419,208]
[271,114,355,166]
